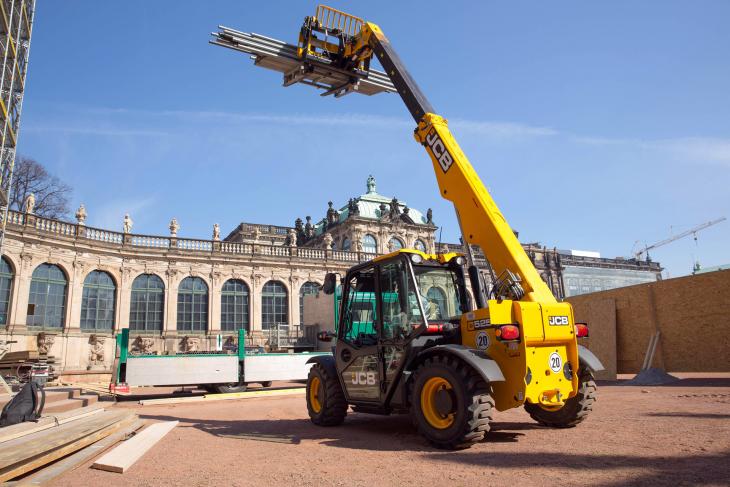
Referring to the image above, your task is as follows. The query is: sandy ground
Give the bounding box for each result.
[52,375,730,487]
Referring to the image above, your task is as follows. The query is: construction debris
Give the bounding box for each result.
[92,421,179,473]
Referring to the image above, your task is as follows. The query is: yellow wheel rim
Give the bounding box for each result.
[309,376,322,413]
[420,376,455,429]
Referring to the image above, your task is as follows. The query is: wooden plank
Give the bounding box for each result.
[17,420,145,486]
[138,387,305,406]
[0,404,105,443]
[0,409,135,482]
[91,421,178,473]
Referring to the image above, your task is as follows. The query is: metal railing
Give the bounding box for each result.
[265,323,313,350]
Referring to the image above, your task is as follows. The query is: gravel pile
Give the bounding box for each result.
[624,367,680,386]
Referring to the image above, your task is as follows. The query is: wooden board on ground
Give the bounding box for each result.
[0,403,105,443]
[16,419,145,486]
[91,421,178,473]
[0,409,136,482]
[138,387,305,406]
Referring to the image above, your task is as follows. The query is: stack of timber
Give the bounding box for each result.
[0,405,141,483]
[0,350,58,384]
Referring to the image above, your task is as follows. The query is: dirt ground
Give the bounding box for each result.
[52,374,730,487]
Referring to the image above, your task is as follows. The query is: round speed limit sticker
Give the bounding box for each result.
[476,332,490,350]
[549,352,563,373]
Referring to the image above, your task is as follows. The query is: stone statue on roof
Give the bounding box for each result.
[169,218,179,237]
[75,204,87,225]
[23,193,35,214]
[366,175,376,194]
[212,223,220,241]
[123,213,133,234]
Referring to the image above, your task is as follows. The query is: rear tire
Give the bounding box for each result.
[524,367,596,428]
[410,355,494,450]
[306,363,347,426]
[260,381,273,388]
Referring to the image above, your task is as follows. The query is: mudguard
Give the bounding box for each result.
[415,344,505,383]
[305,354,338,375]
[578,345,605,372]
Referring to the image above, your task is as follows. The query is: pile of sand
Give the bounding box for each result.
[624,368,680,386]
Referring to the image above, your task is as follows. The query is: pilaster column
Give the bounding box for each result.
[164,269,178,335]
[65,263,84,333]
[209,272,221,334]
[8,254,33,332]
[249,272,261,332]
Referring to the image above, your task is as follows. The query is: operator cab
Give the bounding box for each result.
[322,250,470,408]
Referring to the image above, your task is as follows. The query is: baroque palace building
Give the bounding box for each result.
[0,176,661,381]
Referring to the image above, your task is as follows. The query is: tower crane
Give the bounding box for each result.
[634,217,726,261]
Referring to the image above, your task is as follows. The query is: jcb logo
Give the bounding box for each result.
[548,316,569,326]
[351,371,377,385]
[425,130,454,173]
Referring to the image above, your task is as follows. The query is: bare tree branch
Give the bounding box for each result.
[7,157,72,219]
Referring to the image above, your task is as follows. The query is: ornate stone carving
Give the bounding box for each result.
[252,226,261,242]
[23,193,35,214]
[169,218,180,237]
[123,213,133,234]
[131,336,155,355]
[37,332,55,355]
[75,204,87,225]
[440,243,450,254]
[87,334,106,369]
[180,336,200,353]
[323,232,334,250]
[304,216,314,238]
[213,223,220,241]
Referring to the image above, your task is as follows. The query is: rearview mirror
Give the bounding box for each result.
[322,273,338,295]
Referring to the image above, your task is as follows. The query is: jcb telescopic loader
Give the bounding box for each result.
[213,5,605,449]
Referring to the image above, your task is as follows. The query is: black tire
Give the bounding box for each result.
[213,382,248,394]
[306,363,347,426]
[409,355,494,450]
[260,381,273,388]
[524,368,596,428]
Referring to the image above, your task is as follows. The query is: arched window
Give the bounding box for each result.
[221,279,250,331]
[362,234,377,254]
[28,263,67,329]
[388,237,404,252]
[0,257,13,326]
[414,239,427,252]
[299,281,320,324]
[177,277,208,332]
[341,237,351,251]
[262,280,287,330]
[130,274,165,332]
[80,271,116,331]
[426,287,447,320]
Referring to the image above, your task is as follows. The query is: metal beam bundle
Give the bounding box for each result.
[210,26,396,97]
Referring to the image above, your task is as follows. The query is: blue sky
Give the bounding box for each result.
[19,1,729,278]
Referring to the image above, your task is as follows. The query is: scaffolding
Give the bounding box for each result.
[0,0,36,258]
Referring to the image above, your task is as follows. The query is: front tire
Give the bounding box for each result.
[213,382,248,394]
[306,363,347,426]
[524,367,596,427]
[410,355,494,450]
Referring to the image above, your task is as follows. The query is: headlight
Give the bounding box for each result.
[410,253,424,264]
[453,256,466,266]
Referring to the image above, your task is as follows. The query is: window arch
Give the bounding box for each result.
[130,274,165,332]
[221,279,250,331]
[414,239,427,252]
[299,281,320,324]
[341,237,351,251]
[177,277,208,332]
[0,257,13,326]
[80,270,116,331]
[362,234,377,254]
[388,237,404,252]
[28,263,67,329]
[426,287,447,320]
[262,280,288,329]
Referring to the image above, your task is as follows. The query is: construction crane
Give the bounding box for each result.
[634,217,726,261]
[212,5,605,450]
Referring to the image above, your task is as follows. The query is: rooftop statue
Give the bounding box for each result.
[169,218,180,237]
[75,204,87,225]
[23,193,35,214]
[123,213,133,234]
[366,175,376,194]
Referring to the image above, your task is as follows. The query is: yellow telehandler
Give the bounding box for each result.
[212,5,604,449]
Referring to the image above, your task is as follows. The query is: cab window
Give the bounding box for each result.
[340,268,378,348]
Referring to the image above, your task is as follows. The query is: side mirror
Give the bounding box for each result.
[322,272,338,295]
[317,331,335,342]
